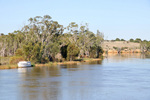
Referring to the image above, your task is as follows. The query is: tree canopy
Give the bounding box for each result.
[0,15,104,63]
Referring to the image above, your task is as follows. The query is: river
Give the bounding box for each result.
[0,54,150,100]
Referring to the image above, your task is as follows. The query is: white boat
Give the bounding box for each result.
[18,61,31,68]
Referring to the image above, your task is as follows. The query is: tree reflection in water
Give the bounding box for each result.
[2,54,150,100]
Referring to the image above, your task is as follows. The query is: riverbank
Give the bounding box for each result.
[0,64,18,69]
[35,58,102,67]
[0,58,102,70]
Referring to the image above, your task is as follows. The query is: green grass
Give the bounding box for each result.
[48,62,53,66]
[73,58,83,61]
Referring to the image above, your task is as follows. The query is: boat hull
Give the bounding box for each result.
[17,61,31,68]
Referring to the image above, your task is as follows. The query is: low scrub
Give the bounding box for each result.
[0,57,10,65]
[9,56,25,64]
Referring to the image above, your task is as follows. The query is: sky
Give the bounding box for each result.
[0,0,150,40]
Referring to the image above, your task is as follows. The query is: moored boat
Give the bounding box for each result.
[18,61,31,68]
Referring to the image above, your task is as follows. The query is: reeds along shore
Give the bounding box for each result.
[0,58,102,70]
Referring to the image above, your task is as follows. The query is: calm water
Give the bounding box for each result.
[1,54,150,100]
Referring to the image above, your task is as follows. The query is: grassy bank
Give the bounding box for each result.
[0,64,18,69]
[0,58,102,70]
[35,58,102,67]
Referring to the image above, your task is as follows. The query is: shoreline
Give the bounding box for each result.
[0,58,102,70]
[35,58,102,67]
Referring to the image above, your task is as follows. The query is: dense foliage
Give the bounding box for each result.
[128,38,150,52]
[0,15,104,63]
[140,41,150,53]
[114,38,143,43]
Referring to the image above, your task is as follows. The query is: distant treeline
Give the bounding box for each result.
[0,15,104,64]
[113,38,150,43]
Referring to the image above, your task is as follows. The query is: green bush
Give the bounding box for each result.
[115,38,120,41]
[15,48,24,56]
[67,43,80,61]
[121,47,128,50]
[9,56,25,64]
[129,38,134,42]
[113,46,118,50]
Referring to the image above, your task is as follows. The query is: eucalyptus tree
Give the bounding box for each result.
[20,15,64,62]
[140,41,150,53]
[0,33,17,56]
[67,43,79,61]
[0,34,7,56]
[0,15,104,64]
[76,24,100,57]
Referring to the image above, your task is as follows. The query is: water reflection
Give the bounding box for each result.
[18,68,32,73]
[1,54,150,100]
[18,66,62,100]
[16,60,103,100]
[87,60,102,64]
[103,53,149,63]
[145,53,150,58]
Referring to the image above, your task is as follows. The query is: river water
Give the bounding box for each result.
[0,54,150,100]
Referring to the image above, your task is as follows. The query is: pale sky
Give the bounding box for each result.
[0,0,150,40]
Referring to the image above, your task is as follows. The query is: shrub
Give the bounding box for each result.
[121,39,125,41]
[129,38,134,42]
[115,38,120,41]
[113,46,118,50]
[67,43,79,61]
[9,56,25,64]
[0,57,10,65]
[121,47,128,50]
[15,48,24,56]
[48,62,53,66]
